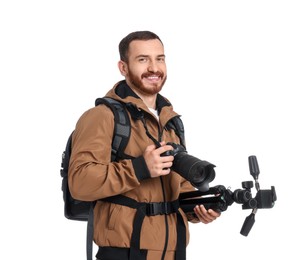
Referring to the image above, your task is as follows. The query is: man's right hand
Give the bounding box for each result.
[143,141,174,178]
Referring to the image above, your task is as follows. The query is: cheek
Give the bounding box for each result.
[159,63,167,73]
[132,66,146,76]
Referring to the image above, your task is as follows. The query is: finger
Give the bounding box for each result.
[194,205,216,223]
[160,167,171,176]
[157,144,174,156]
[208,209,221,217]
[162,161,173,170]
[194,211,208,223]
[161,155,174,164]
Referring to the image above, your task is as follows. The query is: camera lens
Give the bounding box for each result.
[172,151,216,192]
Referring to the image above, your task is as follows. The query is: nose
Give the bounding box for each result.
[148,61,158,72]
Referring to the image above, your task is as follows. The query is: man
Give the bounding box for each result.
[68,31,221,260]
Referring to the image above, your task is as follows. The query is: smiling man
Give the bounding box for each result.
[68,31,221,260]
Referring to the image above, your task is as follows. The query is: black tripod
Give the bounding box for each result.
[179,155,277,236]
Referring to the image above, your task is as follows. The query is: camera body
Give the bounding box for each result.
[162,142,216,192]
[161,142,187,157]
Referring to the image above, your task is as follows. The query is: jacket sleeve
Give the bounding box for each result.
[68,105,147,201]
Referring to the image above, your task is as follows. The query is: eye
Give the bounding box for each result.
[157,56,165,63]
[138,57,148,63]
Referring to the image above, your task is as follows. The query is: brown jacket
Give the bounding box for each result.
[68,81,198,256]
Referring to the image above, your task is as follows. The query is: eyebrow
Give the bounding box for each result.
[135,54,166,59]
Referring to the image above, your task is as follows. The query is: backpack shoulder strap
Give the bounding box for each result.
[167,116,186,148]
[82,97,131,260]
[95,97,131,161]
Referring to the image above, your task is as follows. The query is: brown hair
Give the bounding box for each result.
[119,31,163,62]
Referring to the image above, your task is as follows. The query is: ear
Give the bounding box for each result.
[118,61,128,76]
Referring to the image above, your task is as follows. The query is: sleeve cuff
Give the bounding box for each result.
[132,156,151,181]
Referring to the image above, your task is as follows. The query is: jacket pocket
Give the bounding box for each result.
[108,204,122,230]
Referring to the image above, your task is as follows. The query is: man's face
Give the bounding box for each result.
[119,39,167,96]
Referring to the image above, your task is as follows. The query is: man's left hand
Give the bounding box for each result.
[193,205,221,224]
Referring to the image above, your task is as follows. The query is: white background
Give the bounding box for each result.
[1,0,306,259]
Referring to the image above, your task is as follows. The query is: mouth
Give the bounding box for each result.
[142,73,163,82]
[146,75,160,82]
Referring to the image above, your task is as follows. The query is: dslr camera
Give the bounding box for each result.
[161,142,216,192]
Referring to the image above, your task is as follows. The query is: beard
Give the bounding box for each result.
[127,69,167,96]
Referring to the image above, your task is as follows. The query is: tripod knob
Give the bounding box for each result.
[242,181,253,189]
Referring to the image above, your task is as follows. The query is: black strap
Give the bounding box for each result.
[102,195,179,216]
[86,203,95,260]
[95,97,131,161]
[129,204,147,259]
[175,212,186,260]
[166,116,185,148]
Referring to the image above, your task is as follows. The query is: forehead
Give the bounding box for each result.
[128,39,165,57]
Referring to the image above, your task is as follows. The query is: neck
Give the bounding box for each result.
[128,85,157,109]
[140,95,157,109]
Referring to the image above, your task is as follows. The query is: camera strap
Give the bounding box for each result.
[101,195,186,260]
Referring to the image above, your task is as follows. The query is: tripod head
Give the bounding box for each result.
[179,155,277,236]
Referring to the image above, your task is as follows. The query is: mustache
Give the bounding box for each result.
[142,71,164,78]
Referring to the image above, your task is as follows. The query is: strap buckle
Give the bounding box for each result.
[146,201,178,216]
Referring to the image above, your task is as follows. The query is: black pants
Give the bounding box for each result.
[96,247,148,260]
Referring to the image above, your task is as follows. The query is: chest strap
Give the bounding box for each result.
[101,195,186,260]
